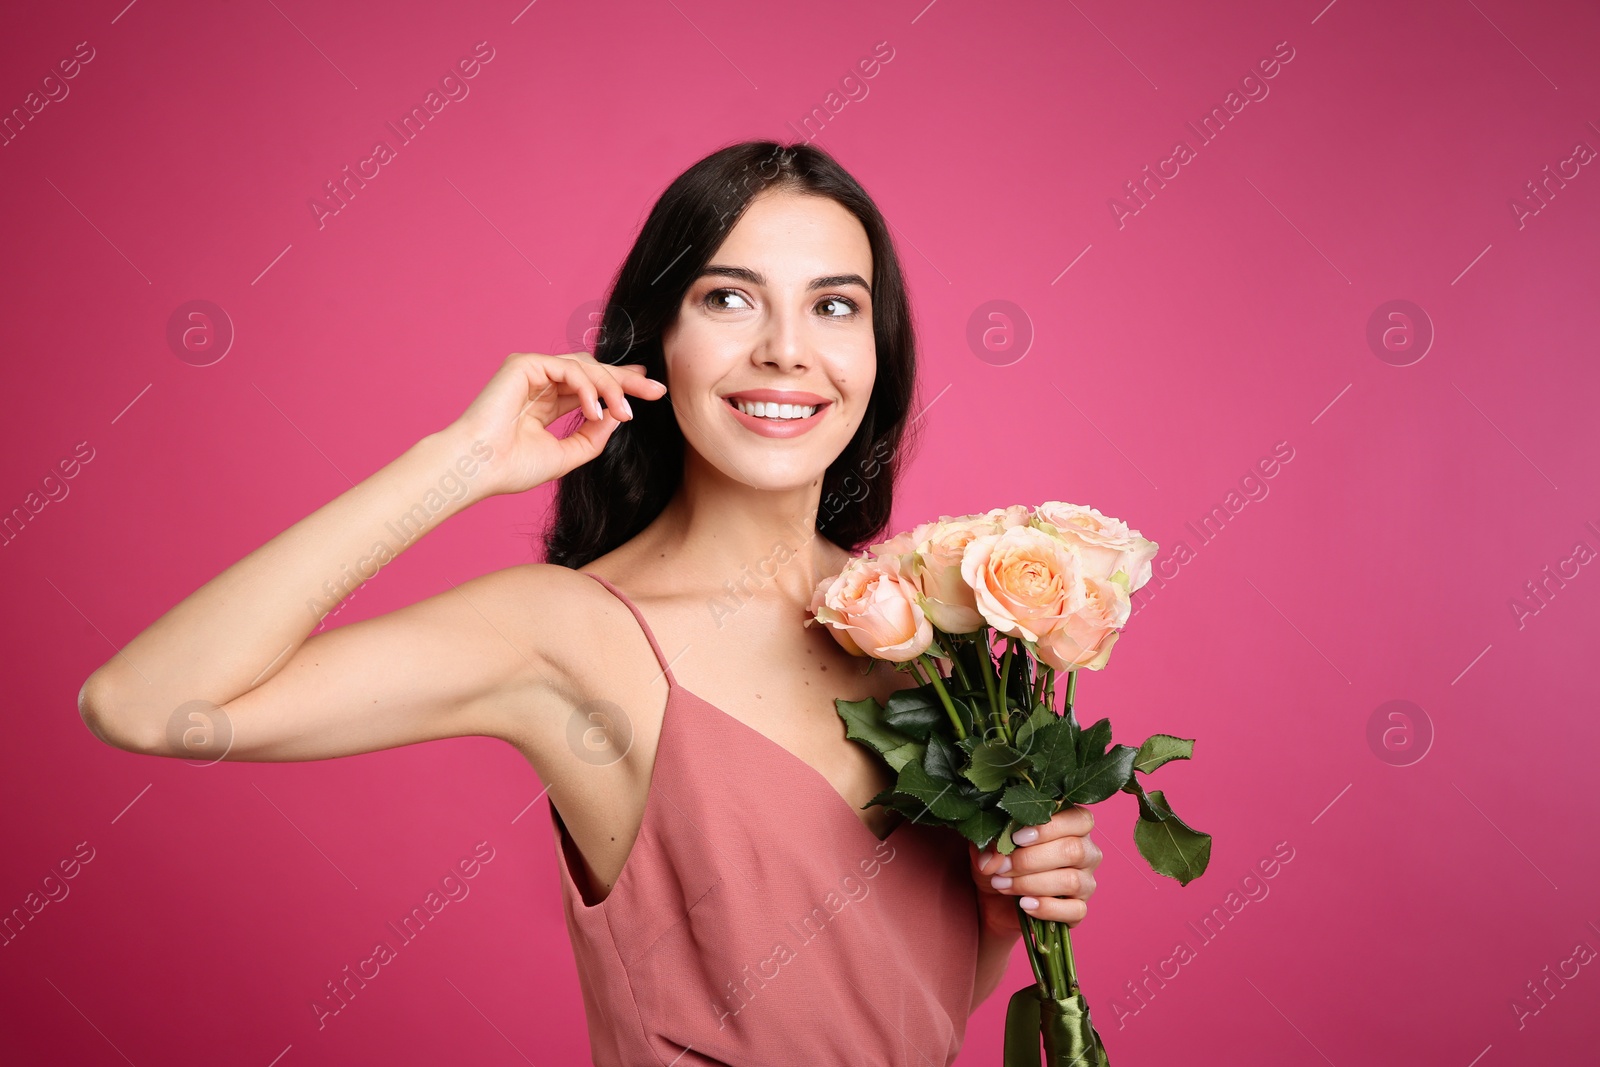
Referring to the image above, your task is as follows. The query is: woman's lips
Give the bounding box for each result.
[724,397,831,438]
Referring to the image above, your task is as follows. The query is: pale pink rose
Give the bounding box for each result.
[959,525,1087,643]
[910,517,993,634]
[866,524,926,558]
[805,554,933,662]
[1035,575,1131,671]
[1032,501,1158,591]
[866,519,938,576]
[984,504,1034,530]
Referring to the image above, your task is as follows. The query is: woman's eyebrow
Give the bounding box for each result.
[697,264,871,295]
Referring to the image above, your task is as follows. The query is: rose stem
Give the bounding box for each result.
[1017,902,1049,992]
[975,628,1009,740]
[976,625,1000,719]
[914,653,967,741]
[945,637,973,691]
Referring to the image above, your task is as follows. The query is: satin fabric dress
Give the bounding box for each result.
[547,571,982,1065]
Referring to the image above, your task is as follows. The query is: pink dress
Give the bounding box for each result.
[548,571,982,1065]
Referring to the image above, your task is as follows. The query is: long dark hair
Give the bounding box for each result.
[541,140,924,569]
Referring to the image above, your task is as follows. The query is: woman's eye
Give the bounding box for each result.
[818,296,859,318]
[705,289,752,311]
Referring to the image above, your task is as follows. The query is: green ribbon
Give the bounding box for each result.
[1002,986,1111,1067]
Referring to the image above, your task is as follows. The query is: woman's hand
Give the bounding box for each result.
[969,805,1102,937]
[444,351,668,499]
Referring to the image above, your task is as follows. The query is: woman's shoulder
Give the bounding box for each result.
[453,562,635,678]
[455,560,605,605]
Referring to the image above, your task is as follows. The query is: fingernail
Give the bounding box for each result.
[978,850,994,870]
[996,854,1012,874]
[1020,896,1040,911]
[990,875,1013,890]
[1013,827,1039,845]
[621,397,633,418]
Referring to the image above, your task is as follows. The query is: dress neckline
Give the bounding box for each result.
[580,570,902,845]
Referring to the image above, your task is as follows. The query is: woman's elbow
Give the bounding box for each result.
[77,670,161,754]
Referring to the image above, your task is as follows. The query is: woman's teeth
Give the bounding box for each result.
[730,398,819,420]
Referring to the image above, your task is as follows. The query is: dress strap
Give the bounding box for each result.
[581,571,678,689]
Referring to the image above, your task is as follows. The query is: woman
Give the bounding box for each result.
[79,140,1103,1065]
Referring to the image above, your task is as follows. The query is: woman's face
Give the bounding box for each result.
[661,188,877,491]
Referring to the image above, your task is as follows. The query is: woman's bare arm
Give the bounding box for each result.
[78,352,666,760]
[80,429,525,758]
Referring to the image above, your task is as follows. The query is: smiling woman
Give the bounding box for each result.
[77,139,1102,1066]
[544,140,923,562]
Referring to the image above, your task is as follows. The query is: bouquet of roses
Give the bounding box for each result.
[805,502,1211,1067]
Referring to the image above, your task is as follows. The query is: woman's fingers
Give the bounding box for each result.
[973,806,1103,927]
[1019,895,1090,926]
[600,360,668,399]
[576,362,667,423]
[558,354,632,421]
[516,354,665,424]
[988,864,1096,903]
[502,352,600,422]
[1015,804,1095,844]
[554,398,625,466]
[1008,831,1103,878]
[977,806,1100,876]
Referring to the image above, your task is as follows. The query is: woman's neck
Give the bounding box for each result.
[629,473,853,605]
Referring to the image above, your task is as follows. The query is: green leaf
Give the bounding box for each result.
[963,740,1028,792]
[894,760,980,821]
[867,784,942,824]
[1120,774,1169,822]
[864,785,899,809]
[995,819,1019,855]
[955,806,1009,849]
[923,733,962,782]
[953,695,981,738]
[881,740,925,773]
[1132,789,1212,886]
[1133,734,1195,774]
[1077,717,1111,762]
[882,688,946,741]
[1060,744,1138,806]
[837,697,918,758]
[1016,700,1055,739]
[1014,718,1077,792]
[997,783,1057,826]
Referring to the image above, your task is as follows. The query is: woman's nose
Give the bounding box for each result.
[754,305,814,370]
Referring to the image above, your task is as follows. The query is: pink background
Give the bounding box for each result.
[3,0,1598,1063]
